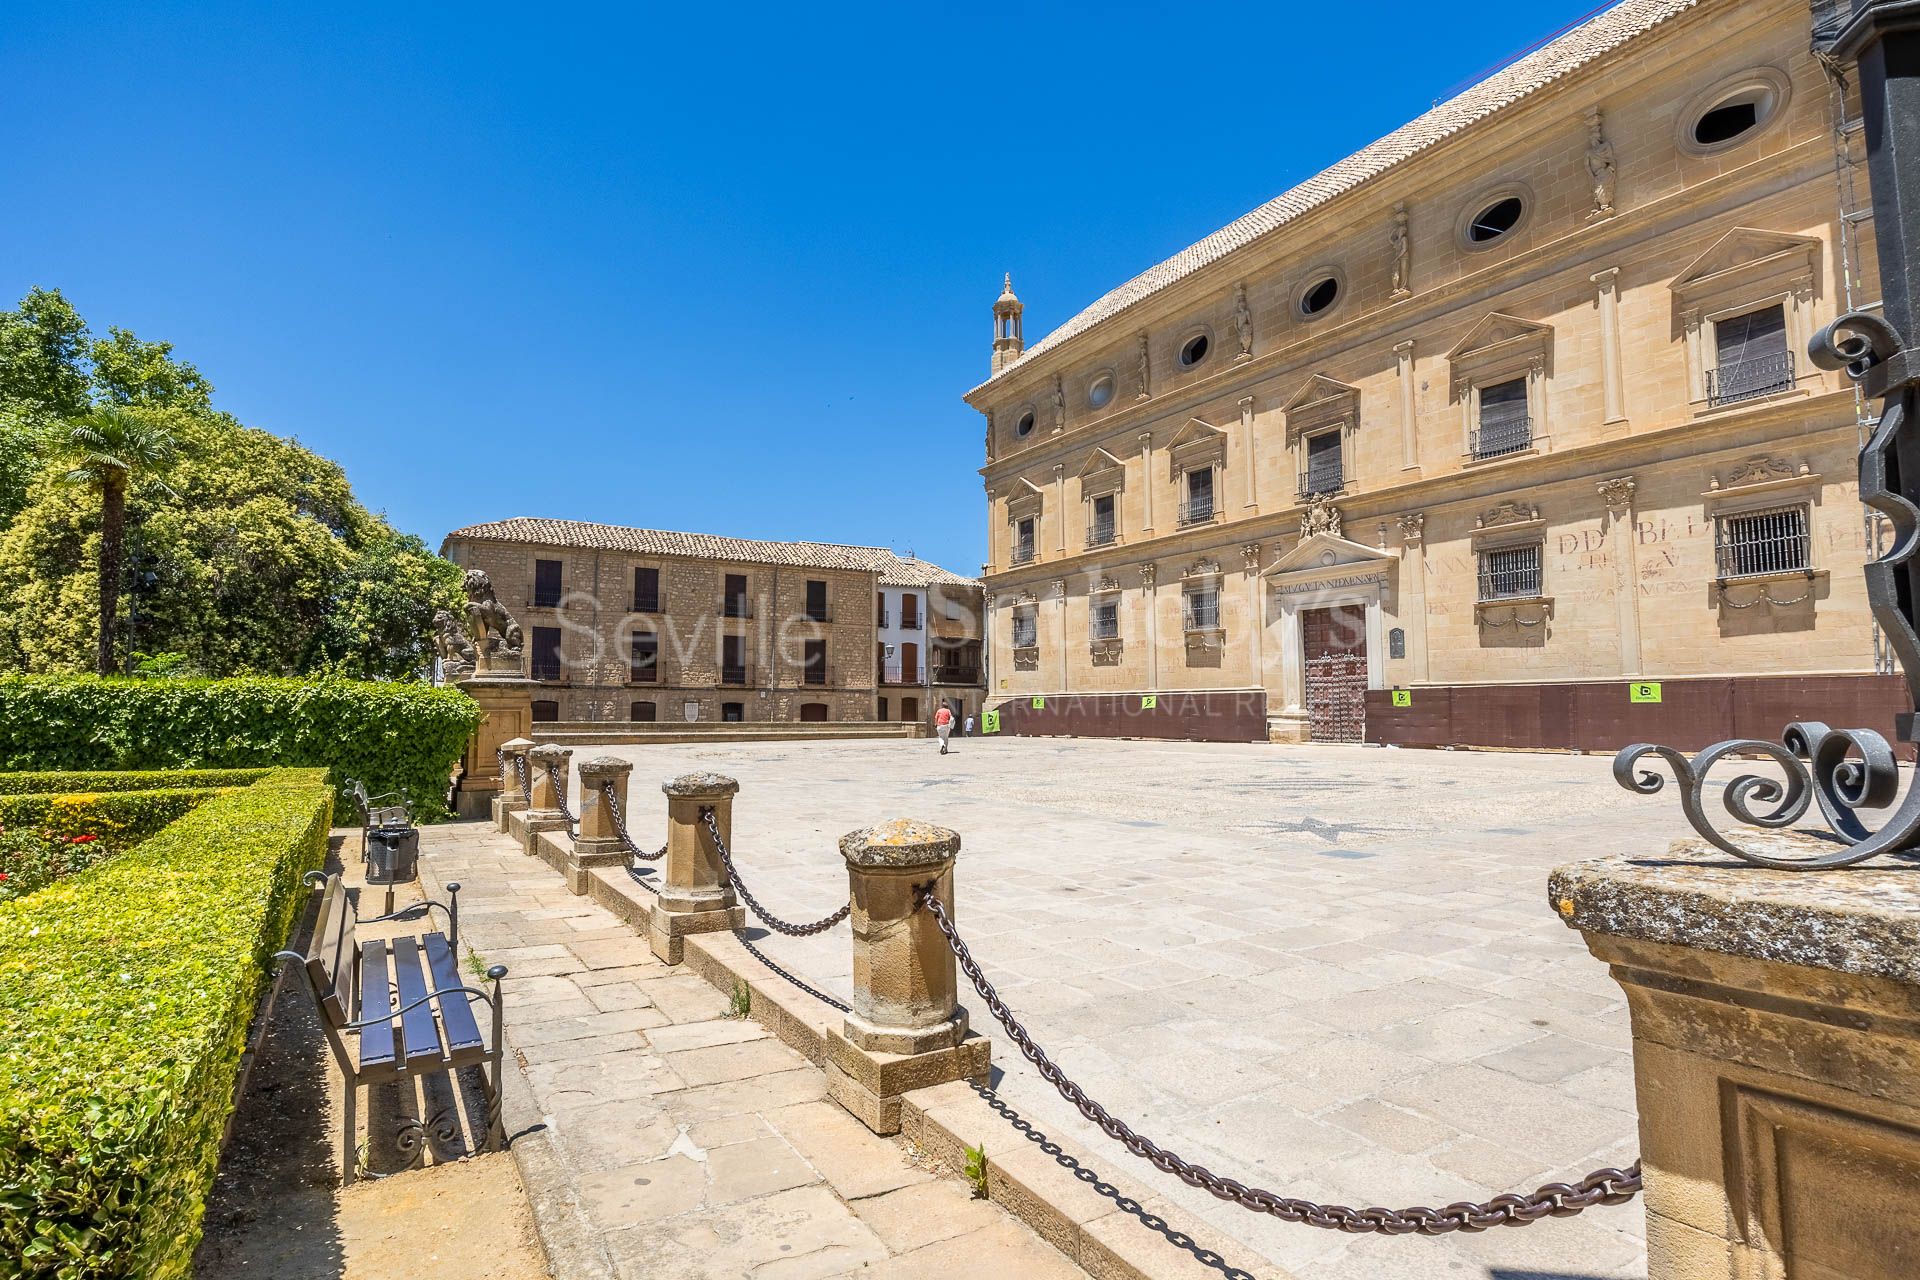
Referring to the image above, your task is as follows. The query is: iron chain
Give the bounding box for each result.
[600,783,666,861]
[915,888,1642,1235]
[513,753,530,801]
[699,807,851,937]
[544,762,578,827]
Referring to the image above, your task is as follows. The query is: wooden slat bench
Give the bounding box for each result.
[276,870,508,1181]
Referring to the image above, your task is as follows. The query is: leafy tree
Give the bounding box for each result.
[89,327,213,410]
[56,407,180,674]
[0,287,90,421]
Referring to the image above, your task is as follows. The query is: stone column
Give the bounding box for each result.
[1053,463,1067,555]
[562,755,633,894]
[1592,267,1627,425]
[1139,432,1155,534]
[512,743,572,852]
[1238,396,1259,514]
[1052,577,1069,694]
[1140,563,1159,690]
[826,820,989,1135]
[1394,340,1419,471]
[1552,843,1920,1280]
[1398,515,1429,684]
[1242,543,1265,687]
[648,772,746,963]
[493,736,535,832]
[1599,476,1642,678]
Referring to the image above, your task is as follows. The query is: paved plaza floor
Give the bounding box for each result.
[562,736,1695,1280]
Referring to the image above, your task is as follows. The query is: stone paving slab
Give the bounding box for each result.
[416,822,1086,1280]
[546,737,1686,1280]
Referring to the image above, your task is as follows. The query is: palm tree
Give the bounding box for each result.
[61,406,178,675]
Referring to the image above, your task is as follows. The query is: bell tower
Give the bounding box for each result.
[991,273,1024,374]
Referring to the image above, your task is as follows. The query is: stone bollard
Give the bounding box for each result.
[516,743,572,852]
[493,737,535,832]
[1552,843,1920,1280]
[647,772,746,964]
[563,755,632,894]
[825,819,989,1135]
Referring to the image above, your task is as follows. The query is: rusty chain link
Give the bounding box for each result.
[915,887,1642,1235]
[600,783,666,861]
[700,806,851,937]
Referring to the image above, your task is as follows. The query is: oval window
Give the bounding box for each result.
[1680,71,1789,156]
[1015,411,1035,438]
[1300,277,1340,316]
[1694,99,1759,146]
[1179,334,1210,367]
[1087,374,1114,409]
[1466,197,1524,244]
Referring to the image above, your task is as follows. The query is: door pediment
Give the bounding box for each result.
[1265,533,1398,591]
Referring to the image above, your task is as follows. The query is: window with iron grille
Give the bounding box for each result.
[630,632,658,683]
[1087,493,1116,547]
[1717,505,1809,579]
[1300,430,1343,497]
[802,638,828,685]
[804,579,829,622]
[1011,609,1037,648]
[1184,587,1220,631]
[1709,304,1793,406]
[632,566,660,612]
[1477,544,1542,601]
[1012,517,1037,564]
[1472,379,1531,459]
[722,573,750,618]
[531,625,563,681]
[629,700,657,723]
[1179,467,1215,525]
[533,559,563,608]
[1090,598,1119,640]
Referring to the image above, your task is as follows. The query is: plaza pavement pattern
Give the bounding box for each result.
[417,823,1083,1280]
[546,737,1698,1280]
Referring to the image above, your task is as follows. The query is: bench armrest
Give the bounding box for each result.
[358,881,462,949]
[337,971,507,1032]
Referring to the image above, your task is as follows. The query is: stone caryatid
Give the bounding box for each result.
[1136,331,1151,399]
[1586,108,1616,220]
[826,819,988,1134]
[1232,283,1253,358]
[433,608,477,680]
[463,569,525,674]
[1389,203,1411,298]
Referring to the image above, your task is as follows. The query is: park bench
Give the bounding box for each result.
[277,870,508,1182]
[346,777,418,911]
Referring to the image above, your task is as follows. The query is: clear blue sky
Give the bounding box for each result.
[4,1,1614,574]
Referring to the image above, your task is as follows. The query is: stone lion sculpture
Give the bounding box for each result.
[462,569,524,662]
[433,608,477,674]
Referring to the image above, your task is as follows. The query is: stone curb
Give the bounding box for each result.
[581,860,1294,1280]
[419,848,614,1280]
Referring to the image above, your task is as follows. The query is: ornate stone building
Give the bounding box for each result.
[441,518,982,727]
[969,0,1902,746]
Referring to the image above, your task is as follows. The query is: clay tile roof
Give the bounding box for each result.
[442,517,979,587]
[972,0,1699,393]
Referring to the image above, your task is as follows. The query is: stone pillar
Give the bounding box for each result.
[1552,842,1920,1280]
[1592,267,1627,425]
[563,755,632,894]
[1238,396,1259,514]
[492,736,535,832]
[454,674,533,820]
[826,820,989,1135]
[1394,340,1419,471]
[514,743,571,851]
[1138,432,1155,534]
[1141,563,1159,690]
[1599,476,1642,678]
[648,772,746,963]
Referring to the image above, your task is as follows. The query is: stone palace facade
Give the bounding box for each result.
[441,518,984,727]
[969,0,1900,745]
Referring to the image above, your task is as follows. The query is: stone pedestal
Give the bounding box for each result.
[1552,839,1920,1280]
[491,736,534,831]
[454,675,533,820]
[512,743,572,853]
[826,819,989,1135]
[648,772,745,964]
[563,756,632,894]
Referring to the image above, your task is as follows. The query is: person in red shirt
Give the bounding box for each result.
[934,704,954,755]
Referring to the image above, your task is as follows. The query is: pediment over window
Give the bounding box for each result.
[1447,313,1553,397]
[1672,227,1819,300]
[1264,532,1397,592]
[1447,313,1553,364]
[1005,476,1045,519]
[1167,416,1228,471]
[1282,375,1361,444]
[1077,446,1126,481]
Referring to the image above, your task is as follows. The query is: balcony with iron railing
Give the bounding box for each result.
[1176,497,1217,527]
[878,664,923,686]
[531,659,563,682]
[720,664,750,685]
[800,663,833,687]
[1010,545,1037,567]
[801,606,832,623]
[931,664,982,685]
[1707,351,1796,407]
[1297,459,1345,500]
[629,663,660,684]
[899,613,922,631]
[719,600,754,619]
[1085,521,1117,549]
[1469,414,1533,461]
[631,595,661,614]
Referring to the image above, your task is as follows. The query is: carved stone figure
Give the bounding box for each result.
[985,409,995,462]
[1389,203,1411,298]
[1052,375,1066,432]
[463,569,525,671]
[1137,332,1152,399]
[433,608,477,677]
[1586,108,1616,219]
[1477,500,1540,529]
[1233,283,1253,358]
[1299,494,1342,539]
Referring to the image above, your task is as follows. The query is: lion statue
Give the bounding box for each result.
[432,608,477,675]
[462,569,524,663]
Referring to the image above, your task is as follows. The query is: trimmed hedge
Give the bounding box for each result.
[0,676,481,822]
[0,769,271,796]
[0,768,332,1279]
[0,788,228,847]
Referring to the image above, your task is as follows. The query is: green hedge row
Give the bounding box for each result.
[0,768,332,1279]
[0,768,271,796]
[0,676,481,822]
[0,787,228,847]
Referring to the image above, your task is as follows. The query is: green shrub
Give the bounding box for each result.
[0,676,480,821]
[0,828,117,903]
[0,768,332,1279]
[0,787,226,851]
[0,768,270,795]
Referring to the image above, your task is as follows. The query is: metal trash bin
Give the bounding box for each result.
[364,826,419,886]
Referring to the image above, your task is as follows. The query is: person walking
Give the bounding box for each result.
[935,704,954,755]
[963,713,975,738]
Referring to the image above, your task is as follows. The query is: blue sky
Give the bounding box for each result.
[4,1,1615,573]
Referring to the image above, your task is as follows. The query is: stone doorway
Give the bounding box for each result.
[1302,605,1366,743]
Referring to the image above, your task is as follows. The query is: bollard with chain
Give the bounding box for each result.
[558,755,631,893]
[517,743,572,853]
[493,737,535,832]
[824,819,989,1135]
[647,773,746,963]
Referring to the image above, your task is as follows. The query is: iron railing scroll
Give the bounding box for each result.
[1619,1,1920,869]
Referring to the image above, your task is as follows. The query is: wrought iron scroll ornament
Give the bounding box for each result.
[1616,311,1920,868]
